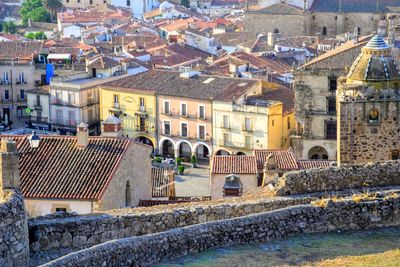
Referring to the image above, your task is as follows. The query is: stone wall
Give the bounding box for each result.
[29,195,317,254]
[0,190,29,266]
[275,160,400,196]
[42,195,400,266]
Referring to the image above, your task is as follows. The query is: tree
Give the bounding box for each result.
[34,31,47,40]
[25,32,36,39]
[3,22,17,34]
[19,0,50,26]
[43,0,63,22]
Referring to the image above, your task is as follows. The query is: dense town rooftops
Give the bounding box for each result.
[3,135,137,200]
[0,41,43,60]
[211,155,258,174]
[102,70,259,101]
[310,0,400,13]
[87,55,120,69]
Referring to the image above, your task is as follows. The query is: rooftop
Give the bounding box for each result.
[211,155,258,174]
[4,135,133,200]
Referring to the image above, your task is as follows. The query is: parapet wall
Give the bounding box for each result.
[29,196,317,253]
[43,195,400,266]
[0,190,29,266]
[275,160,400,196]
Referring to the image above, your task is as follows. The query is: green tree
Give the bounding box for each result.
[3,22,17,34]
[34,31,47,40]
[43,0,63,22]
[20,0,50,26]
[25,32,36,39]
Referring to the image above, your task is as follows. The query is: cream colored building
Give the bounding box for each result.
[26,87,50,130]
[62,0,109,9]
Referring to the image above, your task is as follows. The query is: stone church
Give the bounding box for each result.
[337,35,400,165]
[244,0,400,37]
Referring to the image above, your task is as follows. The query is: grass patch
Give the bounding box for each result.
[307,249,400,267]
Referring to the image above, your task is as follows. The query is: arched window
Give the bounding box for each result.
[125,181,131,207]
[357,27,361,35]
[322,27,327,36]
[369,108,379,124]
[274,28,279,34]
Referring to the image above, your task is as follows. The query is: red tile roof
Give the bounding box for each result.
[297,160,335,169]
[4,135,133,200]
[254,149,298,171]
[211,155,257,174]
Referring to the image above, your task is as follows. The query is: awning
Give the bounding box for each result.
[47,53,71,60]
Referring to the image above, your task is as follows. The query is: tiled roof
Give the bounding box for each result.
[159,18,195,32]
[211,155,258,174]
[152,168,175,198]
[301,35,373,70]
[310,0,400,13]
[247,84,294,113]
[87,55,120,69]
[297,160,335,169]
[57,5,131,24]
[103,70,259,101]
[254,149,298,170]
[0,41,43,60]
[165,44,212,59]
[250,2,304,14]
[4,135,132,200]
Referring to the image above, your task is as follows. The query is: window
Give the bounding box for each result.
[127,0,131,5]
[88,109,93,122]
[272,119,274,126]
[322,26,327,36]
[77,0,80,3]
[139,97,145,112]
[329,76,337,91]
[223,175,242,197]
[163,100,170,114]
[113,94,119,103]
[68,92,75,105]
[327,98,336,114]
[56,91,62,102]
[325,121,337,139]
[369,108,379,124]
[223,132,230,146]
[89,0,93,4]
[3,72,9,83]
[56,109,63,124]
[198,125,205,140]
[55,207,67,212]
[66,0,69,2]
[4,90,9,100]
[68,111,76,126]
[36,95,41,106]
[20,89,25,100]
[245,136,252,148]
[223,115,229,128]
[163,121,170,135]
[181,122,188,137]
[181,103,187,117]
[19,72,25,83]
[274,28,279,33]
[198,105,205,119]
[287,117,291,129]
[244,117,251,131]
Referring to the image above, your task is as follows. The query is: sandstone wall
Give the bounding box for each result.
[0,190,29,266]
[275,160,400,196]
[42,195,400,267]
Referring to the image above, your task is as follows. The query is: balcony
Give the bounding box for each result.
[218,139,252,149]
[136,125,148,133]
[33,103,42,110]
[242,126,253,132]
[29,116,48,123]
[0,80,10,86]
[220,124,230,129]
[16,80,28,85]
[50,119,78,127]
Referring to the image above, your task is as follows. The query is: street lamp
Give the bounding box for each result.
[27,131,40,149]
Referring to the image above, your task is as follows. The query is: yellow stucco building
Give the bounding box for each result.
[99,84,157,149]
[213,84,295,155]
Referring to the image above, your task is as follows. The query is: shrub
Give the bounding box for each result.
[154,156,162,163]
[178,165,185,174]
[191,155,197,164]
[176,157,183,165]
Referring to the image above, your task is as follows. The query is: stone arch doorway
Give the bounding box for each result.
[308,146,329,160]
[215,149,230,156]
[236,151,246,155]
[134,136,154,149]
[161,139,174,157]
[195,143,210,164]
[179,141,192,158]
[322,26,327,36]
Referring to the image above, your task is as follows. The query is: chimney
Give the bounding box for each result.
[0,139,20,195]
[76,123,89,148]
[262,153,278,186]
[267,32,274,47]
[101,115,122,137]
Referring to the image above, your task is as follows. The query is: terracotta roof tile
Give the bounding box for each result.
[3,135,132,200]
[0,41,43,60]
[254,149,298,170]
[297,160,335,169]
[211,155,257,174]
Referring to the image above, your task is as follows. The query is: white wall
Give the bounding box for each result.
[111,0,158,18]
[63,25,82,38]
[25,199,93,217]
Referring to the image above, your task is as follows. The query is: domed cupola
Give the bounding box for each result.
[346,35,400,89]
